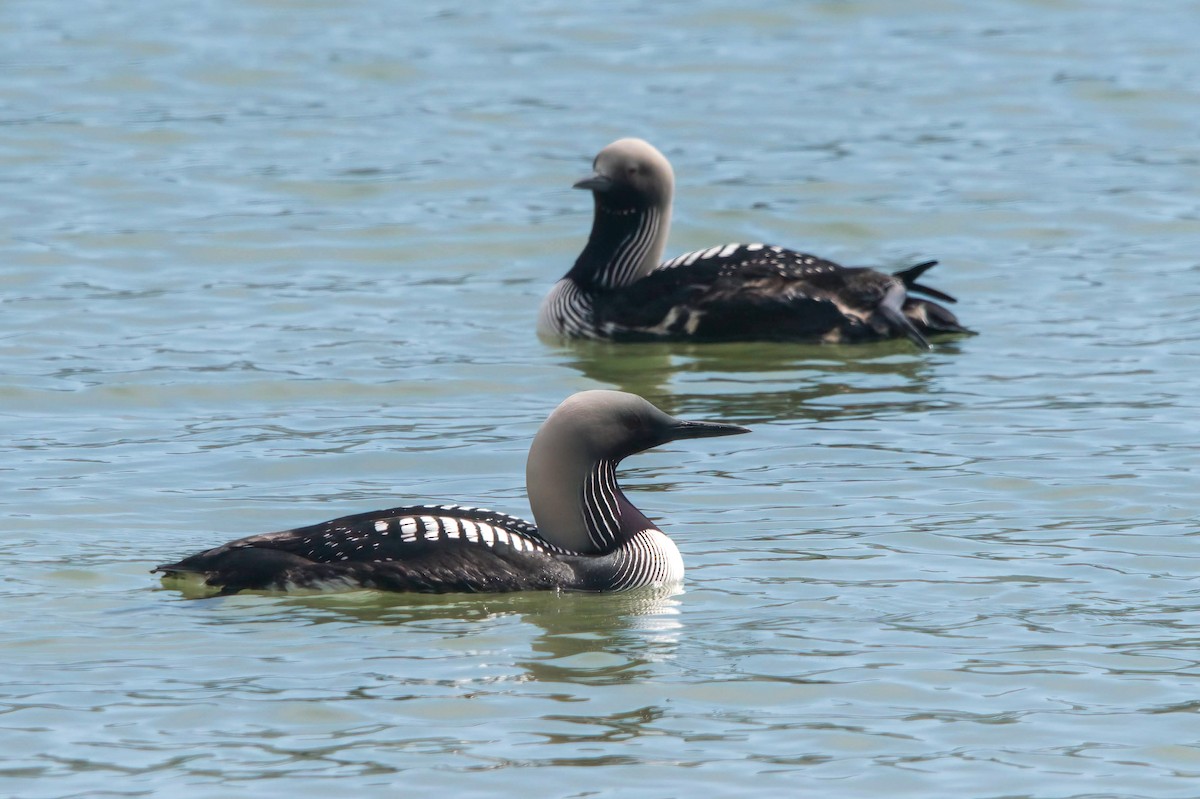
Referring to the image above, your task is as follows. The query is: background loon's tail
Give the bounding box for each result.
[893,260,958,304]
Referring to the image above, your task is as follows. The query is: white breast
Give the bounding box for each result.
[612,527,684,590]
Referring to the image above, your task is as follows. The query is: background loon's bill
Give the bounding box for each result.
[154,390,749,597]
[538,137,973,348]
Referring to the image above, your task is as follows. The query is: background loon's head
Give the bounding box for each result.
[574,138,675,211]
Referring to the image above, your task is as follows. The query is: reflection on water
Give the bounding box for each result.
[552,337,967,423]
[166,583,684,686]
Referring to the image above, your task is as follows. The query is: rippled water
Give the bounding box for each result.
[3,0,1200,797]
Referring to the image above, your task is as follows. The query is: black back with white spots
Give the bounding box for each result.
[155,504,578,594]
[587,243,965,344]
[546,137,972,347]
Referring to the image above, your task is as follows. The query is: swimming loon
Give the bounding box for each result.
[154,390,749,595]
[538,137,971,349]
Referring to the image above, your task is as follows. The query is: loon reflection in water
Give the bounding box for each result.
[539,137,972,349]
[155,390,748,596]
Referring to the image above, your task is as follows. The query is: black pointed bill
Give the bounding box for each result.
[573,173,613,192]
[667,419,751,441]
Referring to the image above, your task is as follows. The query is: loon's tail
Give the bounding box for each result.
[892,260,958,304]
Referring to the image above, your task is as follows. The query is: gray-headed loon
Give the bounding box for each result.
[154,390,748,595]
[538,137,972,349]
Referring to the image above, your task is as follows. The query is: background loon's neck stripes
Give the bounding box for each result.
[599,205,661,289]
[540,279,595,338]
[570,203,664,291]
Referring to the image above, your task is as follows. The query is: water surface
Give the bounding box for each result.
[3,1,1200,797]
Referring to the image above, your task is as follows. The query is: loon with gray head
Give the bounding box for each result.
[154,390,748,595]
[539,137,972,349]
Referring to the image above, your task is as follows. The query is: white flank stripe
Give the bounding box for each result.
[478,523,495,546]
[496,528,510,546]
[374,520,389,533]
[461,520,479,542]
[442,517,460,539]
[718,243,740,257]
[746,242,764,251]
[421,516,440,542]
[399,518,418,541]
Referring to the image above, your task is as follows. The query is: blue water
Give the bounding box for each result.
[3,1,1200,797]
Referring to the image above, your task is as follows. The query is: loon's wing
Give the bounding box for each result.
[593,244,950,346]
[154,504,572,594]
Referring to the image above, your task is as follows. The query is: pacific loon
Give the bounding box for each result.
[539,137,971,349]
[154,390,748,595]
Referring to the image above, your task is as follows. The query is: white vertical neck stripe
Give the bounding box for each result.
[582,458,621,550]
[597,207,659,289]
